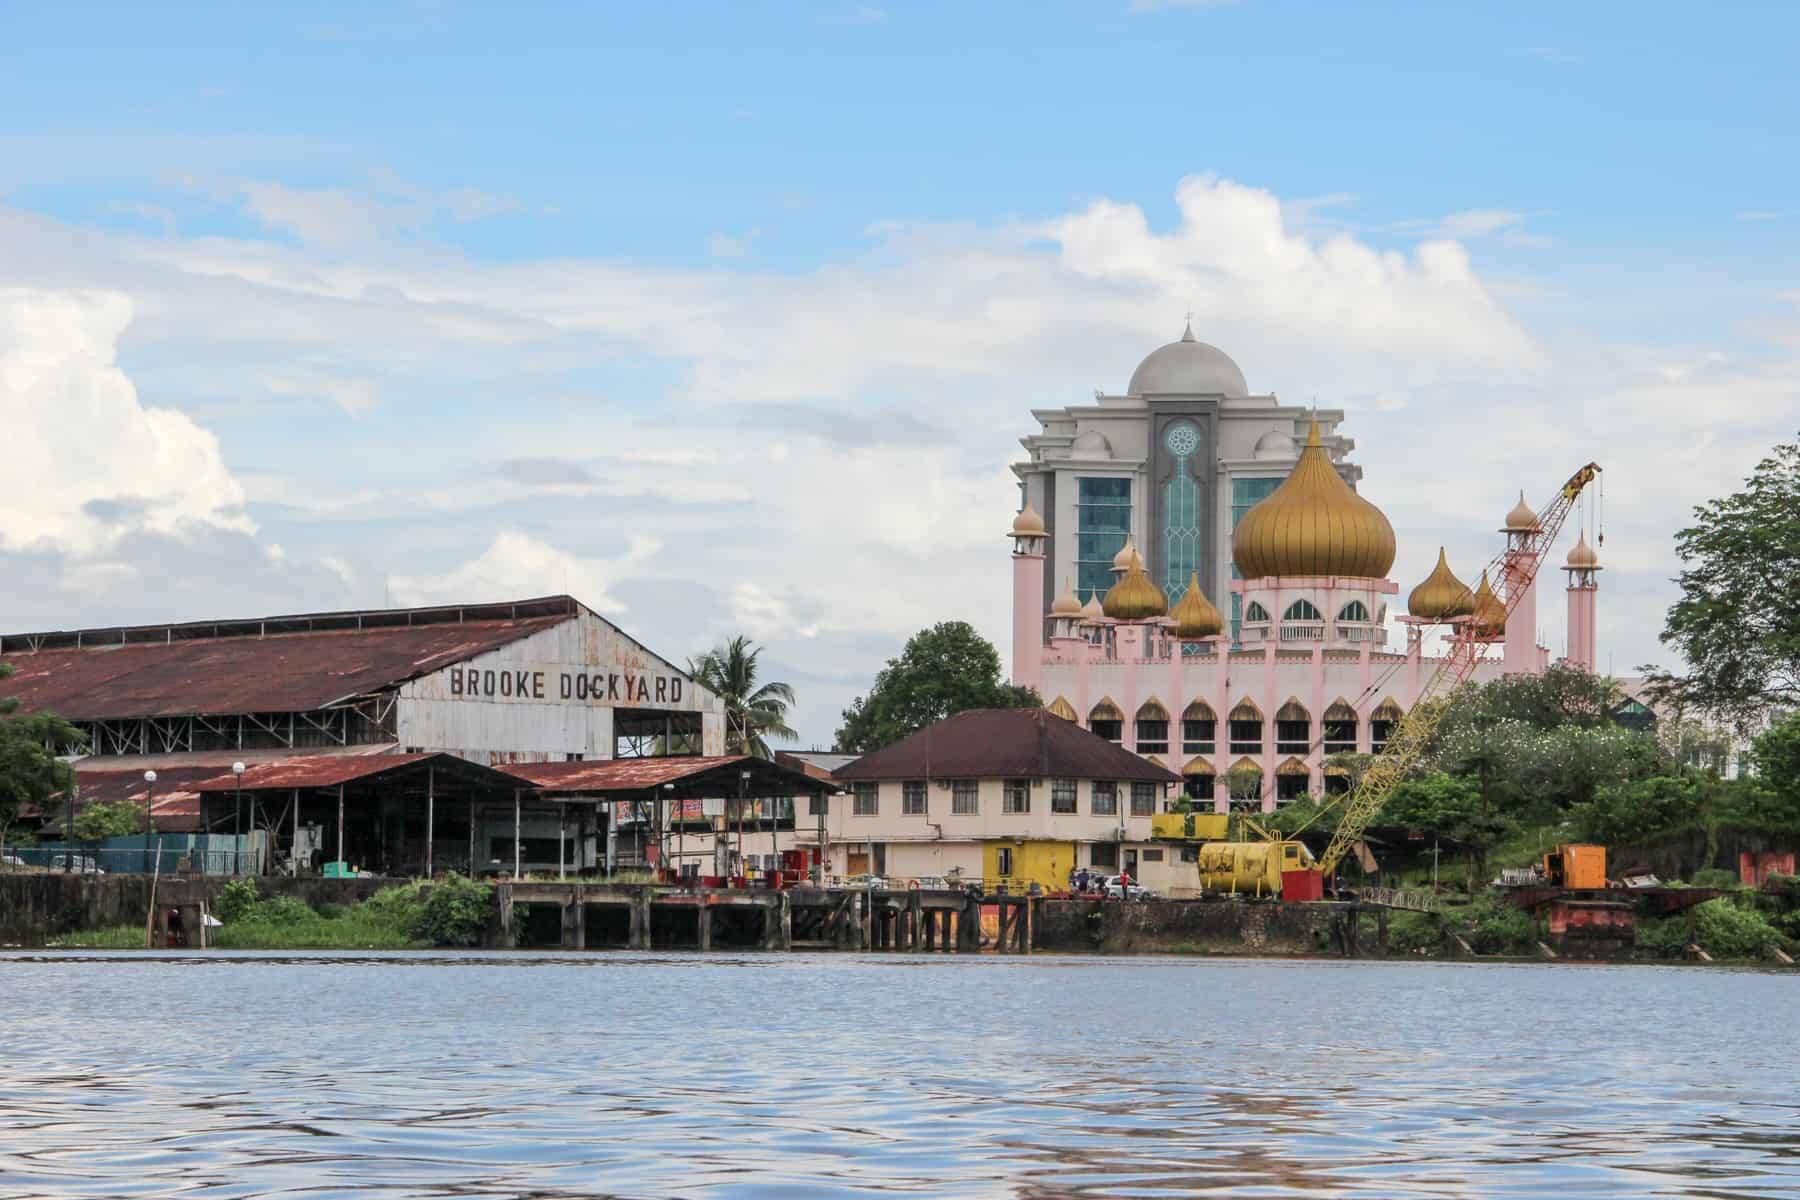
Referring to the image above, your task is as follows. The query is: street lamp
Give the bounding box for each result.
[232,762,247,876]
[143,770,158,874]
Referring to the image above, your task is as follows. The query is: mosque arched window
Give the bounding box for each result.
[1337,600,1370,623]
[1282,599,1322,622]
[1243,602,1271,625]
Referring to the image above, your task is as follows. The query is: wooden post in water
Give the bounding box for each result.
[697,898,713,952]
[336,784,345,868]
[513,790,522,879]
[425,766,436,879]
[779,890,792,951]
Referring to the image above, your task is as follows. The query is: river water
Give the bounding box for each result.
[0,952,1794,1199]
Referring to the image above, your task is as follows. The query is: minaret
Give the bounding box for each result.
[1500,491,1541,674]
[1010,503,1048,691]
[1563,531,1601,672]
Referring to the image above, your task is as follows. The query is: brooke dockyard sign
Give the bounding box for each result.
[447,665,684,706]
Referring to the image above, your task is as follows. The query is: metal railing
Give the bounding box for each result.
[1279,621,1325,641]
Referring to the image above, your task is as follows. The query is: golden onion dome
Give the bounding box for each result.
[1231,419,1396,580]
[1503,491,1540,531]
[1079,592,1106,624]
[1565,530,1599,568]
[1102,559,1168,621]
[1169,573,1223,638]
[1050,578,1083,617]
[1110,535,1141,574]
[1011,502,1046,537]
[1407,547,1476,620]
[1469,570,1508,638]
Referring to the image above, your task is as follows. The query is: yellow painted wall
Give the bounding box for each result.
[983,840,1076,892]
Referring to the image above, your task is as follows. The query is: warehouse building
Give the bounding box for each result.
[0,595,798,875]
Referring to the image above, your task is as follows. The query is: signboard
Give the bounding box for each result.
[446,664,685,707]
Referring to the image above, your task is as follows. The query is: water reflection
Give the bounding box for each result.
[0,953,1795,1198]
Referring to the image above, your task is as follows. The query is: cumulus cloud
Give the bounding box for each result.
[0,288,250,554]
[390,531,660,614]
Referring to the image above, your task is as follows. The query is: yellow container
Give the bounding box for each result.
[982,840,1076,893]
[1545,843,1607,890]
[1150,812,1231,841]
[1196,840,1315,897]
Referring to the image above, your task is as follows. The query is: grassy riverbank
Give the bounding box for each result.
[46,876,491,950]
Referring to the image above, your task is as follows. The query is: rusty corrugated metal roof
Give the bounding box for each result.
[833,708,1184,783]
[508,755,834,795]
[0,614,570,719]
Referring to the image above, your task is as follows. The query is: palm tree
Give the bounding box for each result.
[687,636,798,759]
[688,636,798,880]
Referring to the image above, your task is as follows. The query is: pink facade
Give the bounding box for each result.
[1565,562,1600,673]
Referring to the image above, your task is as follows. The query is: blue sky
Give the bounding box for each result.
[2,1,1797,743]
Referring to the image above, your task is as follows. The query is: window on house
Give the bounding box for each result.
[852,782,878,816]
[1091,781,1118,816]
[1337,600,1370,622]
[1141,848,1164,862]
[1323,699,1358,754]
[1135,719,1169,755]
[1276,700,1311,755]
[1051,778,1077,814]
[1003,779,1031,814]
[1089,842,1119,870]
[1182,700,1216,753]
[1130,783,1156,816]
[902,780,927,816]
[996,847,1014,877]
[951,780,979,814]
[1179,846,1198,863]
[807,794,828,816]
[1183,774,1214,801]
[1229,702,1263,754]
[1243,601,1271,624]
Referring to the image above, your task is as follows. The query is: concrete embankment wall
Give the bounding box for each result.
[0,874,390,945]
[1034,897,1368,956]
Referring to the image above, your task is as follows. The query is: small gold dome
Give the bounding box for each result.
[1503,491,1540,531]
[1102,559,1168,621]
[1408,547,1475,620]
[1079,592,1106,624]
[1169,572,1223,638]
[1011,503,1046,537]
[1469,570,1507,639]
[1110,535,1140,574]
[1566,530,1599,568]
[1050,578,1083,617]
[1231,419,1396,580]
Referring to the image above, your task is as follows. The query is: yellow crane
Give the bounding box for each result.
[1188,462,1602,899]
[1308,461,1602,886]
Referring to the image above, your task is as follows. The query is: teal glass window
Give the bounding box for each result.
[1161,422,1203,598]
[1076,477,1131,600]
[1229,477,1282,640]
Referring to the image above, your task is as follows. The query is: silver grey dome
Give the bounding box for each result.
[1127,323,1249,397]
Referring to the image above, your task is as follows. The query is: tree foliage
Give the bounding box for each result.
[0,662,84,851]
[833,621,1040,753]
[72,798,145,842]
[1750,712,1800,829]
[687,635,797,758]
[1651,436,1800,725]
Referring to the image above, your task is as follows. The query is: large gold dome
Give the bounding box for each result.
[1232,420,1396,580]
[1408,547,1475,620]
[1469,570,1507,639]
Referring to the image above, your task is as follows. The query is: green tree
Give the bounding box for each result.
[0,662,84,859]
[687,636,798,759]
[1458,664,1623,731]
[72,798,144,842]
[1746,712,1800,829]
[832,621,1040,753]
[1650,436,1800,725]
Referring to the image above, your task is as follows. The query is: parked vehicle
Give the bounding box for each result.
[1,853,27,868]
[838,873,888,891]
[49,854,105,874]
[1102,875,1152,900]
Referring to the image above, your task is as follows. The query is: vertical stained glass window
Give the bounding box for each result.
[1229,476,1282,641]
[1161,422,1203,599]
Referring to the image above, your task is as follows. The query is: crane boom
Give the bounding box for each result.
[1311,462,1601,879]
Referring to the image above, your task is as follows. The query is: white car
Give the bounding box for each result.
[838,873,889,891]
[1,853,26,868]
[1102,875,1153,900]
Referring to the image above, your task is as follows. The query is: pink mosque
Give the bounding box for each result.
[1007,326,1603,811]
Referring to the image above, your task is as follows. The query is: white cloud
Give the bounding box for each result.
[0,288,251,555]
[390,531,660,613]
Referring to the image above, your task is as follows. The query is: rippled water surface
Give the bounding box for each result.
[1,952,1796,1198]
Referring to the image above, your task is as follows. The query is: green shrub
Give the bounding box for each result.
[1692,898,1783,959]
[411,875,493,946]
[1691,867,1740,889]
[1457,895,1538,955]
[213,877,261,923]
[1633,916,1690,959]
[1386,911,1442,955]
